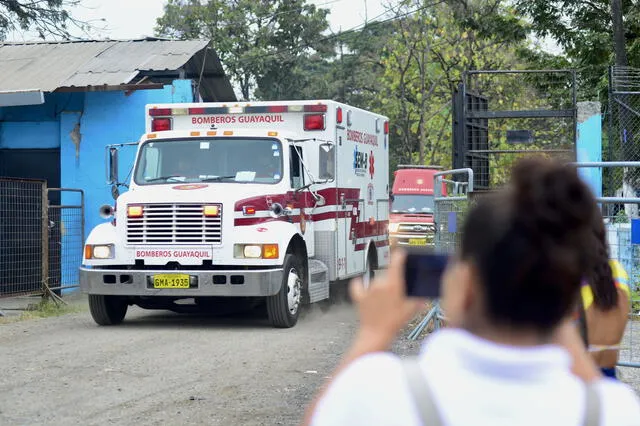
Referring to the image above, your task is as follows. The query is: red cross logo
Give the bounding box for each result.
[369,151,375,179]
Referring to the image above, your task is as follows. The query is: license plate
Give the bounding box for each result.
[152,274,190,289]
[408,238,427,246]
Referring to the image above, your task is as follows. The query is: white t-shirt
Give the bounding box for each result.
[310,328,640,426]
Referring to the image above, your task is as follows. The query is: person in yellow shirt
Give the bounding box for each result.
[578,209,632,380]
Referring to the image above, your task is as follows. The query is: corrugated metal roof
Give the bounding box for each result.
[0,38,235,101]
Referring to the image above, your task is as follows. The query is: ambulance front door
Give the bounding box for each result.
[290,145,315,256]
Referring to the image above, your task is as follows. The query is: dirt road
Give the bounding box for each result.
[0,297,358,426]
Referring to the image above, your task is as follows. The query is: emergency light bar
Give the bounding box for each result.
[148,103,388,136]
[149,104,328,117]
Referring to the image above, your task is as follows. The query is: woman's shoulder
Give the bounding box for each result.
[609,260,629,280]
[609,260,631,300]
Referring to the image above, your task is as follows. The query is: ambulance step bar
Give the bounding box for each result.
[308,259,329,303]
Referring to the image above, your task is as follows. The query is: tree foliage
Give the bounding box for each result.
[514,0,640,101]
[154,0,589,173]
[156,0,333,100]
[380,0,532,170]
[0,0,90,40]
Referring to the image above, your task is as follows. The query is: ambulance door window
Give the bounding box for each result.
[290,146,304,189]
[319,144,335,180]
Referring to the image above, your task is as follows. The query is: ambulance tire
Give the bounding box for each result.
[363,249,376,290]
[267,254,303,328]
[88,294,128,326]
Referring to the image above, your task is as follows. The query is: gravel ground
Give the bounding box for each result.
[1,293,638,426]
[0,292,359,426]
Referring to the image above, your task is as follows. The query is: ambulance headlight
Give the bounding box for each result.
[388,223,400,233]
[243,245,262,259]
[234,244,279,259]
[85,244,114,259]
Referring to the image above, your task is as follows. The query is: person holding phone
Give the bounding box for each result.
[302,157,640,426]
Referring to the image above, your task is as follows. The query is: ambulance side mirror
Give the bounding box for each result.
[107,147,119,185]
[319,143,335,182]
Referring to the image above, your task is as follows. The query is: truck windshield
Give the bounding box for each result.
[134,137,283,185]
[391,194,434,214]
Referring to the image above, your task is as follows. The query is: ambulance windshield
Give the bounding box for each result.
[391,194,434,214]
[134,137,283,185]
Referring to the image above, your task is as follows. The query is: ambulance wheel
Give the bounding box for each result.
[267,254,303,328]
[362,249,376,290]
[88,295,127,326]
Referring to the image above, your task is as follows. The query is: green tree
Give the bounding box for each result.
[380,0,532,172]
[0,0,90,40]
[155,0,333,100]
[513,0,640,101]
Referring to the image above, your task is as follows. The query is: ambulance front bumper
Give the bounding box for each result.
[79,266,283,297]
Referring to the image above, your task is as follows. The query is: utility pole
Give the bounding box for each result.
[611,0,628,66]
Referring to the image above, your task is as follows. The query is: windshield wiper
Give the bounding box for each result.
[145,175,183,182]
[201,175,237,182]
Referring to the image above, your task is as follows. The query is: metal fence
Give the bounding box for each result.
[0,178,47,297]
[46,189,85,294]
[453,70,577,191]
[408,168,473,339]
[433,168,474,255]
[0,179,84,298]
[608,66,640,219]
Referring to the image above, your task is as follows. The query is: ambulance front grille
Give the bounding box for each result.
[126,203,222,245]
[397,223,435,234]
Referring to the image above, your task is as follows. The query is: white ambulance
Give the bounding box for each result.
[80,100,390,328]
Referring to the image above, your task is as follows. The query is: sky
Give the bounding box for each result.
[5,0,399,42]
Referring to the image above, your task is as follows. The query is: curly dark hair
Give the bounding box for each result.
[586,207,618,310]
[460,157,597,332]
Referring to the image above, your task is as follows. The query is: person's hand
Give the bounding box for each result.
[349,249,425,349]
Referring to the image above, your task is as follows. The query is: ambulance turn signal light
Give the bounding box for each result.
[263,244,279,259]
[304,114,325,131]
[203,205,220,217]
[243,206,256,216]
[127,205,143,218]
[152,118,172,132]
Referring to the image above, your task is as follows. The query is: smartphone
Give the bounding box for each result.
[403,248,450,299]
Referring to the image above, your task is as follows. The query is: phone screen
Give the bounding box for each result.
[404,249,449,299]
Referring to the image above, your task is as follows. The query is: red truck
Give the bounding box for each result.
[388,165,445,247]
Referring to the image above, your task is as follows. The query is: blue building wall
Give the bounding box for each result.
[60,79,194,236]
[576,101,603,198]
[1,80,194,293]
[0,92,84,150]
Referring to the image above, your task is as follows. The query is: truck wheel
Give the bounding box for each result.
[88,295,128,326]
[362,249,376,290]
[266,254,303,328]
